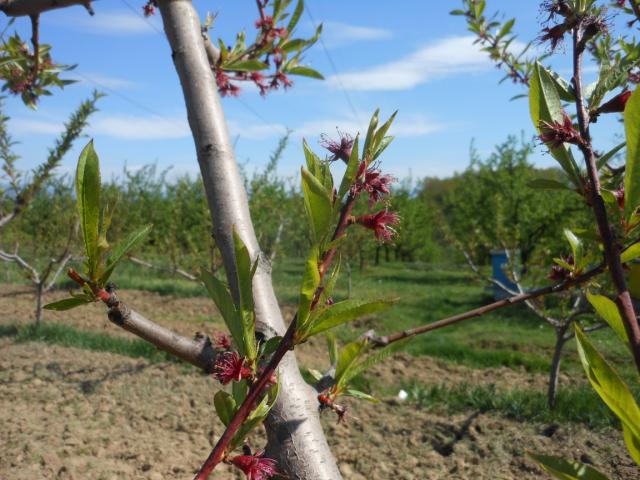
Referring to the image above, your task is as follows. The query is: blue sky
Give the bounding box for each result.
[1,0,624,183]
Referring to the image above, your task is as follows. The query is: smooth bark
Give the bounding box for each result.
[157,2,341,478]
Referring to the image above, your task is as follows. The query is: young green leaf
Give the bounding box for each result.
[301,167,333,242]
[346,338,411,385]
[43,296,93,311]
[624,87,640,222]
[529,63,581,185]
[528,453,609,480]
[260,336,283,358]
[232,231,258,361]
[100,224,152,285]
[623,423,640,465]
[337,135,360,202]
[597,142,625,171]
[298,246,320,326]
[586,292,630,349]
[345,389,379,403]
[563,229,583,268]
[213,391,236,427]
[232,379,248,406]
[304,298,395,338]
[223,59,268,72]
[363,109,380,159]
[621,243,640,263]
[575,326,640,442]
[286,65,324,79]
[327,332,338,366]
[76,140,101,279]
[335,339,368,390]
[286,0,304,33]
[200,269,244,356]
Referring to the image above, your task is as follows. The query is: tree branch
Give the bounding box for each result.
[128,255,198,282]
[0,247,39,283]
[0,0,93,17]
[156,2,341,479]
[572,26,640,372]
[372,262,606,347]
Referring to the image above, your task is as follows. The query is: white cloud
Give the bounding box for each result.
[90,115,190,140]
[71,72,137,89]
[61,10,162,35]
[322,21,392,47]
[327,35,521,91]
[11,119,63,135]
[11,113,190,140]
[227,113,444,141]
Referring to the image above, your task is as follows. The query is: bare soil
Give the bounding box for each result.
[1,284,637,479]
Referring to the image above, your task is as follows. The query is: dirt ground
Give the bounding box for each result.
[1,284,638,479]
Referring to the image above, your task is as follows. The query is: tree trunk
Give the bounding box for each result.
[35,282,44,325]
[547,325,567,409]
[157,2,341,479]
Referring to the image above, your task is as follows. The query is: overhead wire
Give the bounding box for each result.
[304,2,362,125]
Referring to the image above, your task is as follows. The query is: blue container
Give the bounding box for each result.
[490,250,519,300]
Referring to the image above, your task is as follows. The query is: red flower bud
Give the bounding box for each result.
[355,209,400,243]
[596,90,632,115]
[229,451,277,480]
[539,111,582,149]
[213,351,252,384]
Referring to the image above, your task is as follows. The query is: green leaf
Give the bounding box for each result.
[337,135,360,202]
[298,246,320,326]
[301,167,333,242]
[286,0,304,33]
[260,336,282,358]
[43,296,93,311]
[529,63,581,186]
[363,109,380,159]
[528,453,610,480]
[527,178,571,190]
[563,229,583,268]
[586,292,630,349]
[622,243,640,263]
[346,338,411,385]
[623,423,640,465]
[286,65,324,79]
[345,389,379,403]
[548,70,575,102]
[370,111,397,158]
[597,142,625,170]
[100,224,152,285]
[213,391,236,427]
[625,87,640,222]
[575,326,640,442]
[335,339,368,389]
[200,269,244,356]
[232,379,248,406]
[223,59,268,72]
[305,298,395,338]
[76,140,101,279]
[232,231,257,361]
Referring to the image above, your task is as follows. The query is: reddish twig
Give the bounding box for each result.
[194,190,358,478]
[67,268,111,303]
[572,26,640,372]
[373,262,606,346]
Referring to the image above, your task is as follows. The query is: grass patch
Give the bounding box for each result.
[3,322,178,364]
[406,382,621,430]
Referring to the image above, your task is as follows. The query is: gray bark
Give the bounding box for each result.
[547,327,567,409]
[0,0,92,16]
[157,2,341,479]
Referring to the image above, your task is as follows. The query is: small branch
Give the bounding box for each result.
[29,14,39,84]
[0,0,93,17]
[65,269,219,371]
[44,253,72,292]
[128,255,198,282]
[194,315,297,479]
[0,247,39,283]
[572,26,640,372]
[201,29,220,67]
[372,262,606,347]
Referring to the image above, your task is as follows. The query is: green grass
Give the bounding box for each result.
[405,381,622,430]
[3,258,633,378]
[1,322,179,364]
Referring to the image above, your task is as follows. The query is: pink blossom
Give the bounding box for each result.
[229,451,277,480]
[213,351,252,385]
[352,161,395,206]
[356,209,400,243]
[320,131,354,164]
